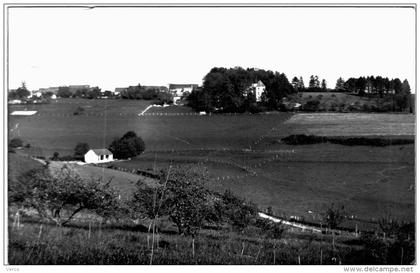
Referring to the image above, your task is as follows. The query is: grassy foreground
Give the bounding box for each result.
[7,216,414,265]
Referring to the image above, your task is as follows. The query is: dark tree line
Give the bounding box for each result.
[340,76,410,96]
[57,86,103,99]
[120,84,173,104]
[188,67,295,113]
[289,75,411,97]
[8,82,30,100]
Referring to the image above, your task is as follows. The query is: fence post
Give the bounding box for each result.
[192,238,195,259]
[38,224,43,239]
[273,241,276,265]
[320,249,323,265]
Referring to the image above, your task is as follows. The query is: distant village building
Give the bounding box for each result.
[247,80,266,102]
[114,88,126,96]
[31,91,42,98]
[8,99,22,104]
[168,84,198,97]
[144,85,169,92]
[84,149,114,164]
[69,85,91,93]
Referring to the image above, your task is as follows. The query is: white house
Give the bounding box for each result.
[84,149,114,164]
[168,84,198,97]
[31,91,42,98]
[248,80,266,102]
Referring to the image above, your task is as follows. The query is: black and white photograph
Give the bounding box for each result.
[1,1,417,269]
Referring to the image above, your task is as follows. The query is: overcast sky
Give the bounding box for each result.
[8,6,415,92]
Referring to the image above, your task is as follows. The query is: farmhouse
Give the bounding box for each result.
[37,87,59,94]
[69,85,91,93]
[247,80,266,102]
[84,149,114,164]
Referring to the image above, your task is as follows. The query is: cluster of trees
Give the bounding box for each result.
[291,76,327,92]
[57,86,103,99]
[108,131,145,159]
[8,82,30,100]
[188,68,413,114]
[290,75,411,97]
[337,76,411,96]
[9,166,120,226]
[188,67,295,113]
[8,137,31,152]
[9,163,267,237]
[120,84,173,105]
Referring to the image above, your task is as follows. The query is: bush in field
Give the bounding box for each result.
[73,106,85,115]
[9,138,23,148]
[282,134,326,145]
[323,203,345,229]
[51,152,60,161]
[108,131,145,159]
[9,166,120,226]
[302,99,320,111]
[131,165,217,236]
[218,190,258,231]
[255,218,286,239]
[358,233,388,264]
[74,142,90,158]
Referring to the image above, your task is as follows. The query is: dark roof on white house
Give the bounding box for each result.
[89,149,113,156]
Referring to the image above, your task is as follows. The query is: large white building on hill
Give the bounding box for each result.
[248,80,266,102]
[84,149,114,164]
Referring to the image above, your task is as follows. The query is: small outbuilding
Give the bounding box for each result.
[84,149,114,164]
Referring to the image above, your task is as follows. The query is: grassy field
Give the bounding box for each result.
[48,161,158,200]
[8,153,44,183]
[7,99,415,231]
[111,143,414,228]
[8,218,377,265]
[286,113,415,136]
[8,100,292,156]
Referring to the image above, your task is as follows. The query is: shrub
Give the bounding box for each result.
[73,106,85,115]
[281,134,326,145]
[10,138,23,148]
[359,233,388,264]
[51,152,60,161]
[74,143,90,158]
[302,99,320,111]
[219,190,258,231]
[323,203,345,229]
[108,131,145,159]
[255,218,286,239]
[131,165,215,236]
